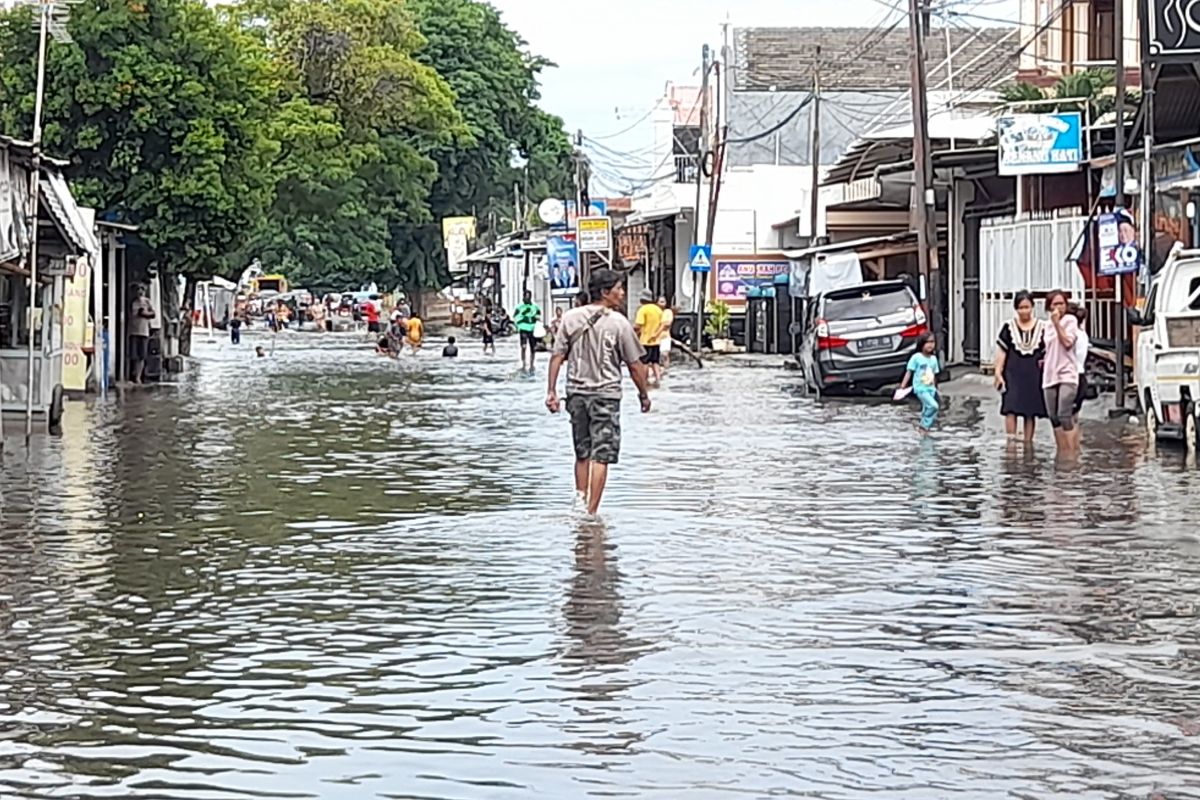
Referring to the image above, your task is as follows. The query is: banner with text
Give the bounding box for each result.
[714,259,791,302]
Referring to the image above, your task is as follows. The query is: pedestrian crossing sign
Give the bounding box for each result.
[689,244,712,273]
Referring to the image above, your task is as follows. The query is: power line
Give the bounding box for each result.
[586,105,658,141]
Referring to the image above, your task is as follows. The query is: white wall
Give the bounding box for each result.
[713,165,814,252]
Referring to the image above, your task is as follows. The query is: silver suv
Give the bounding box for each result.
[800,280,927,393]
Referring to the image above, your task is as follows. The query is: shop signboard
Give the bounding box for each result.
[1145,0,1200,61]
[997,113,1083,176]
[714,259,791,301]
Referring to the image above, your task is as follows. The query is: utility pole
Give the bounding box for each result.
[24,0,51,440]
[907,0,942,355]
[808,46,822,244]
[512,182,521,233]
[572,129,589,290]
[692,44,711,350]
[1112,0,1129,412]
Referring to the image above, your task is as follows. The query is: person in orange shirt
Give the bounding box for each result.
[406,314,424,353]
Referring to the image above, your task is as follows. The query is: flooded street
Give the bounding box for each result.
[3,331,1200,799]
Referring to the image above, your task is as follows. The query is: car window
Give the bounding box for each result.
[823,287,914,322]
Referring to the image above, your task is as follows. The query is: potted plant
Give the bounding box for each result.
[704,300,734,353]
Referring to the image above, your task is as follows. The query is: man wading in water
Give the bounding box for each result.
[546,269,651,516]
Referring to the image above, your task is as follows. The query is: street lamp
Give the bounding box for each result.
[20,0,78,438]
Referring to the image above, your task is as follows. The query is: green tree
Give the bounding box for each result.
[0,0,280,282]
[387,0,574,290]
[231,0,461,291]
[999,69,1136,117]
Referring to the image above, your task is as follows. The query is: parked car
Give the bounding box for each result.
[798,280,928,394]
[1133,245,1200,454]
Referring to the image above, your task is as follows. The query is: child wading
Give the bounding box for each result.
[900,332,941,434]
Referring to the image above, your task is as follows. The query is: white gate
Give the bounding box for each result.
[978,212,1117,367]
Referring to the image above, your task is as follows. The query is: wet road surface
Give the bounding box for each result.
[2,330,1200,799]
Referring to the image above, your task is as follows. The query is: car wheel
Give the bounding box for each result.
[1144,392,1160,440]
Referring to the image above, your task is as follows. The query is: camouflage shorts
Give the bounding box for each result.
[567,395,622,464]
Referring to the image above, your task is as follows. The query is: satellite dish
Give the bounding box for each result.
[538,198,565,226]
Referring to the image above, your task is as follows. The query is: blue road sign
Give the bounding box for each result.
[689,244,712,273]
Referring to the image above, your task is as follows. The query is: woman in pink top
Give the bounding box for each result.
[1042,290,1080,451]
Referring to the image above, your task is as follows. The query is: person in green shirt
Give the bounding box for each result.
[513,291,542,373]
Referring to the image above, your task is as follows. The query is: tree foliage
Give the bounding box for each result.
[0,0,279,279]
[0,0,574,293]
[998,69,1137,118]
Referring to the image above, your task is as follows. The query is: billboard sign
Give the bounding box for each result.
[441,216,476,275]
[997,113,1083,175]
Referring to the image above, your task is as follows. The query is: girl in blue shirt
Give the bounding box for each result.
[900,332,940,433]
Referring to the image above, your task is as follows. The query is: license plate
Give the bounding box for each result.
[858,336,892,352]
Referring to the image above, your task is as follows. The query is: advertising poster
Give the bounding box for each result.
[715,259,791,301]
[62,257,90,392]
[1097,209,1143,277]
[547,234,580,296]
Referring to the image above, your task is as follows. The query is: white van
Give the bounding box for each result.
[1134,246,1200,453]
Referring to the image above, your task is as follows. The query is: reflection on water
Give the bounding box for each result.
[2,331,1200,798]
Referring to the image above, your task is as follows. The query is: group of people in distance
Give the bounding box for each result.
[375,304,425,357]
[993,289,1089,453]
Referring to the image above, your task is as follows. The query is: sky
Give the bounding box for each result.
[490,0,1020,195]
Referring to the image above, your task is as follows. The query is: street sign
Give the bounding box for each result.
[576,215,612,253]
[997,113,1083,176]
[689,244,712,273]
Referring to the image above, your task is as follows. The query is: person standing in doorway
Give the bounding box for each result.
[633,289,664,385]
[514,291,542,372]
[993,290,1047,443]
[129,284,155,383]
[546,269,651,517]
[1042,290,1080,454]
[657,296,675,371]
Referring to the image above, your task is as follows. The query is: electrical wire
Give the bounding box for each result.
[586,105,658,141]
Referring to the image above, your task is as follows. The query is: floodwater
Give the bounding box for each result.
[2,330,1200,800]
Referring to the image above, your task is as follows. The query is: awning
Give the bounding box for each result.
[783,232,916,260]
[41,169,99,260]
[622,206,685,227]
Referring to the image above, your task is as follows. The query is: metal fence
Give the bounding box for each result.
[978,212,1117,367]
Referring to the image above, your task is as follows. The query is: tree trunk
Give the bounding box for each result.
[178,275,196,358]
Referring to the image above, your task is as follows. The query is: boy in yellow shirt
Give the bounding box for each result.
[633,289,664,384]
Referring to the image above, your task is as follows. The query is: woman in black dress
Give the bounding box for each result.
[993,290,1047,442]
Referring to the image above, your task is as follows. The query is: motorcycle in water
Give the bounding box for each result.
[472,311,514,338]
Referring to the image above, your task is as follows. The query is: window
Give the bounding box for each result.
[1089,0,1115,63]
